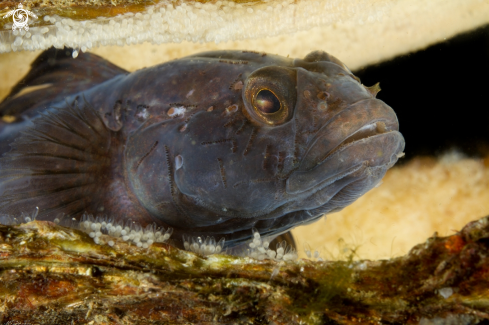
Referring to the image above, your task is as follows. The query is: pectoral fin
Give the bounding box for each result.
[0,97,111,221]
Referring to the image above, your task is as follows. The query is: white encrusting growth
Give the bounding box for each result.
[0,0,386,55]
[77,213,173,247]
[183,235,225,256]
[304,242,324,261]
[4,209,298,262]
[245,228,298,261]
[22,206,39,223]
[0,210,172,249]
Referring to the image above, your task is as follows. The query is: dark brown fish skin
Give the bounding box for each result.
[0,48,405,248]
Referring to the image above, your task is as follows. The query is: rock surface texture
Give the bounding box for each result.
[1,0,489,71]
[0,216,488,324]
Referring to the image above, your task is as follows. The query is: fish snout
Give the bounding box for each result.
[286,98,405,195]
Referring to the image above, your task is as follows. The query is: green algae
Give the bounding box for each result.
[0,218,489,324]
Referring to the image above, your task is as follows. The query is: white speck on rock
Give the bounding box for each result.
[356,261,368,270]
[186,89,195,98]
[438,287,453,299]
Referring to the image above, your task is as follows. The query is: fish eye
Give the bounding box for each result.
[254,89,281,114]
[243,66,297,126]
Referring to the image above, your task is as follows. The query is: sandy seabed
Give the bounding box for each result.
[293,153,489,260]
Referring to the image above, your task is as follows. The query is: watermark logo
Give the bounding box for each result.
[4,3,38,31]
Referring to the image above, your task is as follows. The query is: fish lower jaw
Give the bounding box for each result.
[286,130,405,195]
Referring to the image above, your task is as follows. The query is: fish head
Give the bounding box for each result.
[125,50,405,246]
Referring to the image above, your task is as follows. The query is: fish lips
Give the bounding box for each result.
[286,98,405,195]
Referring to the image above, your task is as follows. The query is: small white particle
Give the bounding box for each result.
[186,89,195,98]
[225,104,238,114]
[136,108,149,120]
[167,106,186,117]
[175,155,184,170]
[270,267,279,278]
[438,287,453,299]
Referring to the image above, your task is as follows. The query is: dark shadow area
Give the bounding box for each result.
[354,24,489,161]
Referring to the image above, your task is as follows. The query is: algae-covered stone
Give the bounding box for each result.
[1,216,489,324]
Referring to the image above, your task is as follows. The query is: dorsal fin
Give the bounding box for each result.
[0,96,111,220]
[0,47,127,118]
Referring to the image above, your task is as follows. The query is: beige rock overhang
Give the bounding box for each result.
[0,0,488,69]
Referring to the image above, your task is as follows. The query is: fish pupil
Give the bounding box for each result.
[255,89,281,114]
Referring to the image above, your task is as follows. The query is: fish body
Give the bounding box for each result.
[0,48,405,247]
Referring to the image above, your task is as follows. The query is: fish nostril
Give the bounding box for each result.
[317,91,329,100]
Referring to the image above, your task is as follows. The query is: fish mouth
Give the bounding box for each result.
[286,98,405,195]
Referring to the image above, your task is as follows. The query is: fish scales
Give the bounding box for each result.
[0,48,405,248]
